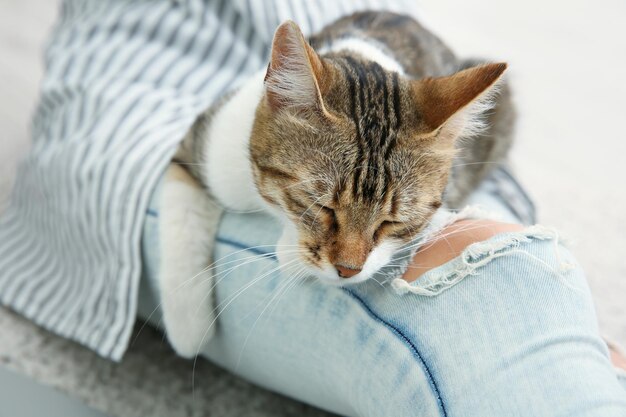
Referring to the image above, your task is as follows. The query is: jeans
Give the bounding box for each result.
[139,168,626,416]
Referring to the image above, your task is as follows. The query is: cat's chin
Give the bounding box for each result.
[310,265,372,286]
[315,239,400,286]
[276,226,400,286]
[275,229,364,285]
[276,248,370,286]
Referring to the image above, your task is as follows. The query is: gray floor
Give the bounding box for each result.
[0,308,334,417]
[0,366,108,417]
[1,0,625,416]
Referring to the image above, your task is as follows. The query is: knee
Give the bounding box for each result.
[403,219,524,282]
[397,220,586,302]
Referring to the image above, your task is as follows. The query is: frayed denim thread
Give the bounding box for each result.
[392,225,570,296]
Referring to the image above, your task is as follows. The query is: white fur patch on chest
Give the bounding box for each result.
[318,37,405,75]
[204,70,266,212]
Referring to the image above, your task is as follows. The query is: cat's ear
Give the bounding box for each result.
[264,20,327,113]
[411,63,507,135]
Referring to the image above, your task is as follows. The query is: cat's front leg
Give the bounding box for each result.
[159,164,222,358]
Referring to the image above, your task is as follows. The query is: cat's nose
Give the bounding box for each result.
[335,265,362,279]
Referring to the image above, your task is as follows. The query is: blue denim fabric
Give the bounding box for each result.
[139,169,626,416]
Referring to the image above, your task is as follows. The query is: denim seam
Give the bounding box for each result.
[497,166,537,223]
[486,187,526,224]
[215,236,278,259]
[146,205,277,259]
[343,288,448,417]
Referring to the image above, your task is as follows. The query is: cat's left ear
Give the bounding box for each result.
[411,63,507,136]
[264,20,328,113]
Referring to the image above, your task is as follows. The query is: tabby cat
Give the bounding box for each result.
[177,11,514,286]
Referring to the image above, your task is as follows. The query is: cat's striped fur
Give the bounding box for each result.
[179,11,514,284]
[309,12,515,207]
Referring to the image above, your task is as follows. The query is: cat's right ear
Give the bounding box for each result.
[264,21,328,113]
[411,63,507,136]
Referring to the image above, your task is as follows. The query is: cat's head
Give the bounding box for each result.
[250,21,506,285]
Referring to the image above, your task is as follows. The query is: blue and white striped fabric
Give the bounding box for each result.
[0,0,420,360]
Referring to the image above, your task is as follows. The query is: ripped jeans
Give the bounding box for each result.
[139,167,626,416]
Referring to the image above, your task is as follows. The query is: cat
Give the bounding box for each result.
[176,11,514,287]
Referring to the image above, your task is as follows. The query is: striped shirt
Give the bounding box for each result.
[0,0,421,360]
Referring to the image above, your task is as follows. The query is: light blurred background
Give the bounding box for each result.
[422,0,626,346]
[1,0,624,415]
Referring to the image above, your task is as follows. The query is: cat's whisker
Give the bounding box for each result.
[392,222,500,265]
[284,175,333,190]
[134,250,304,347]
[193,250,308,310]
[188,243,303,280]
[221,206,267,214]
[384,263,431,270]
[449,161,505,169]
[234,266,310,370]
[194,262,302,343]
[191,258,303,394]
[299,193,326,223]
[309,203,327,228]
[136,252,304,343]
[202,258,302,322]
[370,275,386,288]
[266,268,310,319]
[132,311,164,348]
[416,221,496,248]
[267,268,309,316]
[237,261,308,323]
[309,149,342,184]
[174,248,300,296]
[192,243,301,276]
[196,263,298,342]
[172,161,206,166]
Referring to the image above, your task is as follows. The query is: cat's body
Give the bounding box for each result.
[175,11,514,285]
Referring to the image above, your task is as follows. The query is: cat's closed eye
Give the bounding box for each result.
[316,204,336,223]
[374,220,401,240]
[316,204,334,213]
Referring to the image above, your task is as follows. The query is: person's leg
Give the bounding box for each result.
[386,223,626,415]
[139,168,626,415]
[609,343,626,372]
[185,215,625,416]
[607,341,626,390]
[403,217,626,384]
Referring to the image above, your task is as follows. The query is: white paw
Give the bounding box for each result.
[158,165,222,358]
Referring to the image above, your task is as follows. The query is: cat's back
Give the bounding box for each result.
[309,11,460,79]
